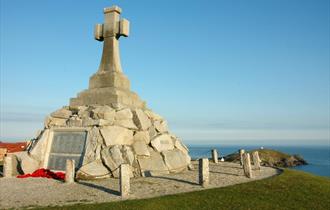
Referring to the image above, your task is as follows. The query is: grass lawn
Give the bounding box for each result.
[35,169,330,210]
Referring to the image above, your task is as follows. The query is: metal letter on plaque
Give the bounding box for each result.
[47,131,87,171]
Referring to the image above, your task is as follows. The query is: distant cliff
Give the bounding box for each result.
[224,149,307,167]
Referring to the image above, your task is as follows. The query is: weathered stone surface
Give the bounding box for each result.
[133,131,150,144]
[115,108,133,120]
[174,138,189,155]
[51,108,72,119]
[243,153,253,178]
[144,110,163,121]
[77,106,92,119]
[65,159,75,183]
[132,140,150,157]
[45,117,67,127]
[148,126,157,139]
[154,120,168,133]
[239,149,245,166]
[120,164,130,197]
[99,119,113,126]
[137,148,169,176]
[114,119,138,130]
[83,127,104,164]
[67,116,83,127]
[92,106,115,120]
[101,145,125,177]
[100,126,133,146]
[150,134,174,152]
[82,117,99,127]
[162,149,188,173]
[21,152,40,174]
[212,149,218,164]
[122,146,135,166]
[3,154,20,177]
[252,151,261,170]
[77,159,111,179]
[199,158,209,187]
[133,109,151,130]
[29,129,50,162]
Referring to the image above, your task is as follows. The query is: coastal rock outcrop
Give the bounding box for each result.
[224,149,307,167]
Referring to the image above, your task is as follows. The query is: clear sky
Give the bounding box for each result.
[0,0,329,145]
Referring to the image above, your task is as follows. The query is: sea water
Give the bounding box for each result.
[187,145,330,177]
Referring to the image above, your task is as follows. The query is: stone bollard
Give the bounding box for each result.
[120,164,130,198]
[252,151,261,170]
[242,153,253,178]
[239,149,245,166]
[3,154,18,178]
[211,149,218,164]
[65,159,75,183]
[198,158,209,187]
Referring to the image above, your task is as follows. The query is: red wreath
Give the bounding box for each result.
[17,168,65,180]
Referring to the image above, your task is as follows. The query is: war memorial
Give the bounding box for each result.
[11,5,192,179]
[0,4,288,209]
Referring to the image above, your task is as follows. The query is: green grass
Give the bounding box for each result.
[35,169,330,210]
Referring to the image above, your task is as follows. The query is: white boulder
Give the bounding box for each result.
[132,140,150,157]
[100,126,133,146]
[151,134,174,152]
[162,149,189,173]
[154,120,168,133]
[137,148,169,176]
[133,131,150,144]
[133,109,151,130]
[77,159,111,179]
[50,108,72,119]
[115,108,133,120]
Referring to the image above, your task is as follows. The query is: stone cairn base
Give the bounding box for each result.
[17,104,191,179]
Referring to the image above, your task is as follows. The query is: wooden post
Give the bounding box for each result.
[211,149,218,164]
[242,153,253,178]
[120,164,130,198]
[199,158,209,187]
[252,151,261,170]
[65,159,75,183]
[239,149,245,166]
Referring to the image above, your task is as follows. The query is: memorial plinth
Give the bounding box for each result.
[16,5,191,179]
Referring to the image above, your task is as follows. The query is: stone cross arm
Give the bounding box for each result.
[94,5,129,41]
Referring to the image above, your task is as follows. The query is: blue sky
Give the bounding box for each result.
[1,0,329,145]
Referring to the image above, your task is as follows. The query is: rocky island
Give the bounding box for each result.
[224,149,308,167]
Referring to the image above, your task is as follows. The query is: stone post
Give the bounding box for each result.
[239,149,245,166]
[3,154,18,178]
[211,149,218,164]
[65,159,75,183]
[120,164,130,198]
[242,153,253,178]
[252,151,261,170]
[198,158,209,187]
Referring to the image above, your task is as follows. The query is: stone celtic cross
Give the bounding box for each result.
[70,5,145,108]
[94,5,129,73]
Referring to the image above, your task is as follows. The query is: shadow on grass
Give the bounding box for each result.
[78,181,120,196]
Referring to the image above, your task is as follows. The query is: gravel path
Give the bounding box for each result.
[0,161,280,209]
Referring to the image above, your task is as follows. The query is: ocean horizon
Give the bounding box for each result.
[187,144,330,177]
